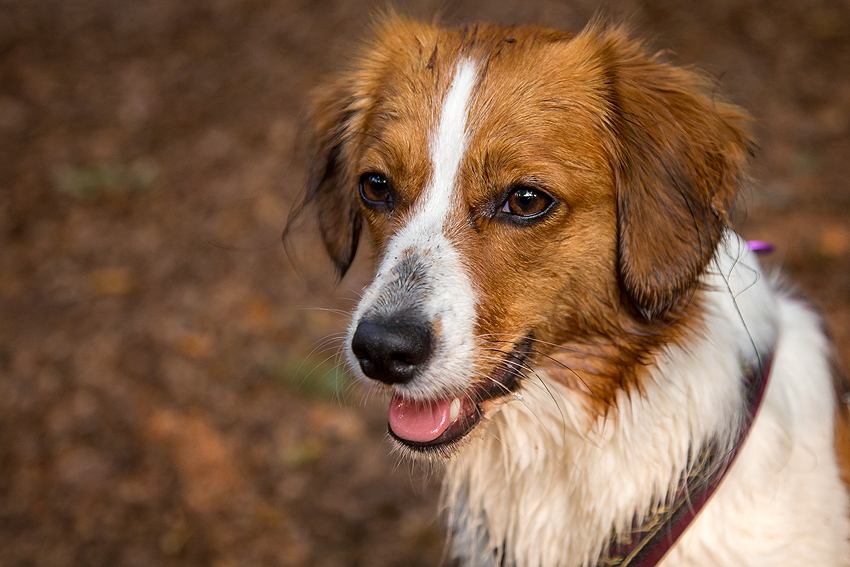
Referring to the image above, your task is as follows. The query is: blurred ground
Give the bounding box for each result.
[0,0,848,566]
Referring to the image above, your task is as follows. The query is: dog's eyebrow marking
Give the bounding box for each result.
[427,43,438,70]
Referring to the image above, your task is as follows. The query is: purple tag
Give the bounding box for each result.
[747,240,775,255]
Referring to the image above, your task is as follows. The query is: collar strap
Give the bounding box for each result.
[597,350,775,567]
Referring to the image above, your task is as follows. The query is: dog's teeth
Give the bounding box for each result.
[450,398,460,422]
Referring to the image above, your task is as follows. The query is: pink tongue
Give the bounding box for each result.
[388,394,452,443]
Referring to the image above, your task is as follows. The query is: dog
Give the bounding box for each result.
[302,16,850,567]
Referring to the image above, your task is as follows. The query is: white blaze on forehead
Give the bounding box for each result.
[428,58,479,213]
[388,58,479,248]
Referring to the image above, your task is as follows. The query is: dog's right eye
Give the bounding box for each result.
[359,173,393,209]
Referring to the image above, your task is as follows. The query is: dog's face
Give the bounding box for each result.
[306,18,752,455]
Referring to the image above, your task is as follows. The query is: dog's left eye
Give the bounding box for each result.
[501,186,553,218]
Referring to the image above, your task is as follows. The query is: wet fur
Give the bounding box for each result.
[300,15,850,567]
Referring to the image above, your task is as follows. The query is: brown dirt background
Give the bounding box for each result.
[1,0,848,565]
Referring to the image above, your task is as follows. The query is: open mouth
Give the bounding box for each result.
[387,337,533,453]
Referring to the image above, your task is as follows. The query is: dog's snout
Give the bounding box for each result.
[351,317,433,384]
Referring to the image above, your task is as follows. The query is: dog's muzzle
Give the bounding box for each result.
[346,247,496,451]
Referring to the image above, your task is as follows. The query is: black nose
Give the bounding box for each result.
[351,317,433,384]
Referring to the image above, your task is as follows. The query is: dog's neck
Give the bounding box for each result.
[442,234,779,567]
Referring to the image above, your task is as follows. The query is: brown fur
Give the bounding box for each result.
[833,355,850,490]
[596,31,754,321]
[304,17,755,416]
[300,19,850,561]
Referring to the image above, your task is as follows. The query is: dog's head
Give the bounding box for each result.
[304,18,753,455]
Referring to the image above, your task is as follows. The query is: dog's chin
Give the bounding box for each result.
[385,337,533,458]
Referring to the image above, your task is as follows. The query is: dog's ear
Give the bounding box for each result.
[594,28,754,321]
[304,77,367,279]
[303,15,432,278]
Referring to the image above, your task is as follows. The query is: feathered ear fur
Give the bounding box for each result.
[594,27,755,321]
[303,14,422,278]
[304,74,369,278]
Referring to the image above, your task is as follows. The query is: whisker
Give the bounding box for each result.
[477,335,606,405]
[296,305,352,317]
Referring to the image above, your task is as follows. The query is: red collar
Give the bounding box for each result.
[597,351,775,567]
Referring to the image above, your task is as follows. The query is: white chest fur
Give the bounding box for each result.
[443,235,850,567]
